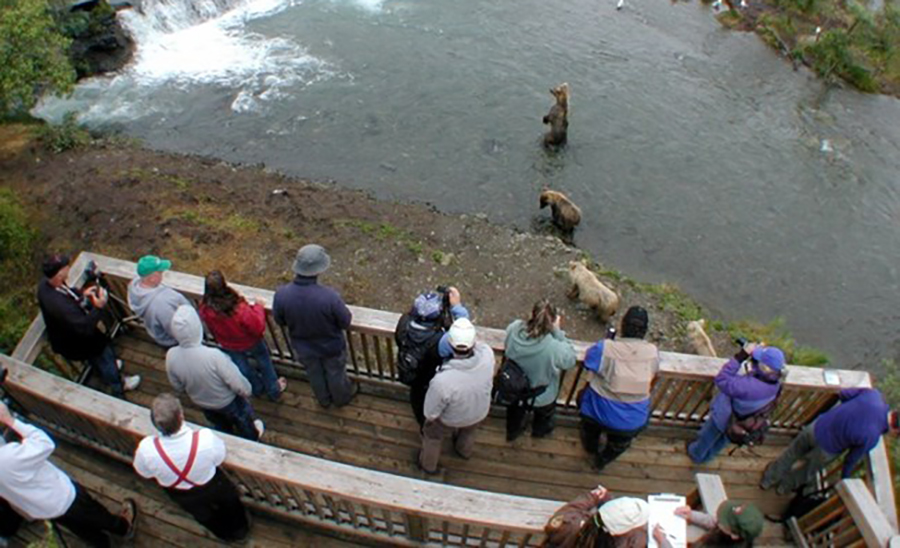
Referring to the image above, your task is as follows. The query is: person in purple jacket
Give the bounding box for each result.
[760,388,900,495]
[687,342,785,464]
[273,244,358,408]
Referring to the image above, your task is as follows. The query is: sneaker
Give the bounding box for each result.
[254,419,266,439]
[123,375,141,392]
[116,359,124,372]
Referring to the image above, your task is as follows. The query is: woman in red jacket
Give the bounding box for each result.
[199,271,286,401]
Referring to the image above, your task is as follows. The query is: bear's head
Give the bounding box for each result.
[550,83,570,108]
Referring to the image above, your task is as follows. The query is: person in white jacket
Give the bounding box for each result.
[418,318,494,474]
[166,305,264,441]
[133,393,249,541]
[0,402,136,547]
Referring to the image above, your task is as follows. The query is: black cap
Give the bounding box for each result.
[42,254,70,278]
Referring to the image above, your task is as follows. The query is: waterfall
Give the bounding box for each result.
[126,0,250,37]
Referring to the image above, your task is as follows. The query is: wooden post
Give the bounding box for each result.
[837,478,897,548]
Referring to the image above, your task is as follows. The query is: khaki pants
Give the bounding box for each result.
[419,418,480,472]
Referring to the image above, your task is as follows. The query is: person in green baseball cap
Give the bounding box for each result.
[127,254,191,347]
[653,500,763,547]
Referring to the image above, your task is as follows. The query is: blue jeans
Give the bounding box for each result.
[223,341,281,401]
[86,345,123,397]
[688,417,729,464]
[202,396,259,441]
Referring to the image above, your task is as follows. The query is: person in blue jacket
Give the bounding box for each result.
[687,342,785,464]
[760,388,899,494]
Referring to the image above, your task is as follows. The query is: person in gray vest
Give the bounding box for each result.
[578,306,660,471]
[127,255,192,348]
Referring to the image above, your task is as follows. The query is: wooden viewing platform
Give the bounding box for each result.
[3,252,898,547]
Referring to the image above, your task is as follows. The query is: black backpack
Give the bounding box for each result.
[394,313,443,386]
[725,385,783,447]
[492,357,547,406]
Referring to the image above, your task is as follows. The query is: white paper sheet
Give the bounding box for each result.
[647,494,687,548]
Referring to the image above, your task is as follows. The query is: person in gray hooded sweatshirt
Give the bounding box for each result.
[166,305,265,441]
[128,255,192,348]
[418,318,494,474]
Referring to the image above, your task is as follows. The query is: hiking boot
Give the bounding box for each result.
[415,450,440,475]
[116,359,124,372]
[254,419,266,440]
[123,375,141,392]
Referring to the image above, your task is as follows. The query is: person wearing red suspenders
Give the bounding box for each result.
[133,393,249,542]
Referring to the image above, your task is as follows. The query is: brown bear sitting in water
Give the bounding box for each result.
[542,83,570,149]
[567,261,619,323]
[540,189,581,232]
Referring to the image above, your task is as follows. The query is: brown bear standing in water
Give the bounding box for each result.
[540,189,581,232]
[542,83,570,148]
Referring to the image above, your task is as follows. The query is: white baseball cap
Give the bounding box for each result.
[448,318,477,351]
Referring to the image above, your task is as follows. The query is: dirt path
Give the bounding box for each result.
[0,126,724,355]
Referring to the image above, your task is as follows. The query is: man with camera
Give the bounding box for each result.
[37,255,141,397]
[687,341,785,464]
[394,286,470,427]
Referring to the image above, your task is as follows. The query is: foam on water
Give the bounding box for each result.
[34,0,338,121]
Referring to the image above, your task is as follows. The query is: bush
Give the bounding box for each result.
[38,112,91,153]
[0,0,75,115]
[725,318,831,366]
[0,189,38,353]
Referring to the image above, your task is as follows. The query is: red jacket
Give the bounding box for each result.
[198,300,267,352]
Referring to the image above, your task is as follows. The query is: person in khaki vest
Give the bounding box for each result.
[578,306,660,471]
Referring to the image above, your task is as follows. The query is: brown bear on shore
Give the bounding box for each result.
[567,261,619,323]
[542,83,570,149]
[686,319,717,357]
[540,189,581,232]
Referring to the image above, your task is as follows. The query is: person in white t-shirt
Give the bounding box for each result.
[0,403,136,547]
[133,393,249,541]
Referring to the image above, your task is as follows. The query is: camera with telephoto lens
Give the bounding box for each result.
[435,285,454,330]
[81,260,103,288]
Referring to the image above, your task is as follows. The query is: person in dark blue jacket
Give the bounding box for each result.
[761,388,899,495]
[273,244,357,408]
[687,343,784,464]
[36,254,141,397]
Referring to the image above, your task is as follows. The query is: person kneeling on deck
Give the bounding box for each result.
[503,300,577,441]
[687,342,784,464]
[273,244,358,408]
[166,305,265,441]
[418,318,494,474]
[395,286,470,428]
[37,254,141,397]
[653,501,763,547]
[0,402,137,548]
[760,388,900,495]
[128,255,192,348]
[133,393,250,542]
[578,306,660,471]
[542,484,649,548]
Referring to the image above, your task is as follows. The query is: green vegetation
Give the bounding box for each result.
[725,0,900,94]
[336,219,429,260]
[37,112,91,152]
[0,189,39,354]
[0,0,76,115]
[720,318,831,366]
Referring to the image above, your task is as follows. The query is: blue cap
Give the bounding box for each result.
[583,342,605,372]
[752,346,786,371]
[413,292,442,321]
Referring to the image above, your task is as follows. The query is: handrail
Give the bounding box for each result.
[0,353,559,546]
[18,251,896,529]
[794,478,897,548]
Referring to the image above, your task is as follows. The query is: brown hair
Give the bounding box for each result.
[526,300,557,340]
[151,393,184,436]
[202,270,242,316]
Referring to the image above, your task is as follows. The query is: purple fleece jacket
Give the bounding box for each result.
[814,388,889,478]
[708,351,781,431]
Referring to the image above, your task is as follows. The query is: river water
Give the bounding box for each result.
[36,0,900,370]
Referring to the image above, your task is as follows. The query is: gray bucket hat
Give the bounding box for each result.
[292,244,331,276]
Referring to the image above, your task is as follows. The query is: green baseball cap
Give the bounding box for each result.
[717,501,763,540]
[137,255,172,277]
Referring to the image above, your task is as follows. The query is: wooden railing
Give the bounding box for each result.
[0,353,558,546]
[792,479,900,548]
[11,251,898,535]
